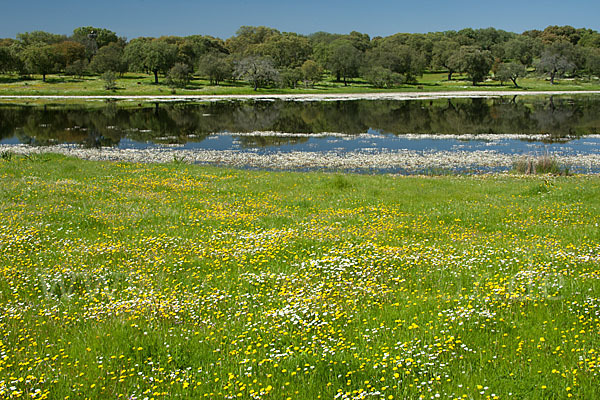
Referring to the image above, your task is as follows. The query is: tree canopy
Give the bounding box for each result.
[2,24,600,87]
[234,56,279,90]
[124,39,178,83]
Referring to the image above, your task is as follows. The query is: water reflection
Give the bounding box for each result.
[1,96,600,149]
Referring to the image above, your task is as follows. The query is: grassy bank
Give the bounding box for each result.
[1,71,600,96]
[0,155,599,399]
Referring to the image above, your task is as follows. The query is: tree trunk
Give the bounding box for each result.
[153,70,159,84]
[448,71,453,81]
[550,69,556,85]
[42,73,46,82]
[336,72,341,82]
[343,75,347,86]
[253,81,258,91]
[511,77,519,88]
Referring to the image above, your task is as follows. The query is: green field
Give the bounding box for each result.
[0,155,599,399]
[1,72,600,96]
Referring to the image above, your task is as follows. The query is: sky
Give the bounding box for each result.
[1,0,599,40]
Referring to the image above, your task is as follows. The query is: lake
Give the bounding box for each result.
[1,95,600,173]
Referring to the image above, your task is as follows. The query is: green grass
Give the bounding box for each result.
[513,155,571,176]
[1,72,600,96]
[0,155,599,399]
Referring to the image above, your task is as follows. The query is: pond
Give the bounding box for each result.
[1,95,600,173]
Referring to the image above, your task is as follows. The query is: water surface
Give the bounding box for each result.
[1,95,599,160]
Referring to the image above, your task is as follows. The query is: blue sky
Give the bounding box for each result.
[1,0,599,40]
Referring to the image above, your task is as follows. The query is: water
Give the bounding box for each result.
[1,95,599,158]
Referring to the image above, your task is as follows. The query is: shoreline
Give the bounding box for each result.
[2,90,600,102]
[3,144,599,174]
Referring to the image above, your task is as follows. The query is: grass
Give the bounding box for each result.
[513,155,571,176]
[1,72,600,96]
[0,155,599,399]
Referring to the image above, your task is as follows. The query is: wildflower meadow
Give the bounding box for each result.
[0,154,598,399]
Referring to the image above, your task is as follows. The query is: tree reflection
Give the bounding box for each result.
[1,96,599,148]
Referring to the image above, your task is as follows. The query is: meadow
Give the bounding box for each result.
[1,72,600,96]
[0,154,599,399]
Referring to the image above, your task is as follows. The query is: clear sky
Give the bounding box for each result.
[1,0,599,40]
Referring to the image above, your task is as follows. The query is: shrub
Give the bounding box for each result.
[166,63,191,88]
[301,60,322,87]
[513,155,569,175]
[101,71,117,90]
[536,155,568,175]
[513,158,535,174]
[364,66,402,88]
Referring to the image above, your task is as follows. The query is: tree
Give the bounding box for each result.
[166,63,192,88]
[178,35,227,68]
[432,38,461,80]
[308,31,344,46]
[504,36,541,67]
[71,26,119,59]
[64,59,88,78]
[89,42,127,75]
[255,33,312,69]
[472,27,515,51]
[537,41,577,84]
[579,31,600,49]
[453,46,494,85]
[366,41,425,83]
[144,41,178,84]
[52,41,86,70]
[540,25,581,45]
[198,52,232,85]
[225,26,281,56]
[278,67,302,88]
[3,42,26,75]
[347,31,372,52]
[123,38,150,72]
[496,62,527,87]
[17,31,66,46]
[311,41,330,70]
[301,60,322,86]
[455,28,477,46]
[0,46,16,73]
[125,39,178,84]
[22,44,60,81]
[584,48,600,79]
[72,26,118,48]
[405,33,435,66]
[234,56,279,90]
[326,40,362,85]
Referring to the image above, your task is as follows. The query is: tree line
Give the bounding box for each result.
[1,25,600,89]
